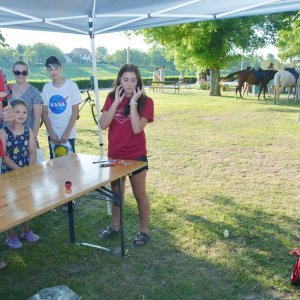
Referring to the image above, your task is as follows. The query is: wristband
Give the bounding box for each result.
[129,100,137,106]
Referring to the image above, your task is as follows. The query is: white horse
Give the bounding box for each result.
[274,69,300,104]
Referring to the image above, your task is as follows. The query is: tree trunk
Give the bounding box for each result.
[209,69,221,96]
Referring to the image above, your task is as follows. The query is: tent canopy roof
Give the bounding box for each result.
[0,0,299,36]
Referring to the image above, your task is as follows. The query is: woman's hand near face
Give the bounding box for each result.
[115,85,125,106]
[132,85,144,102]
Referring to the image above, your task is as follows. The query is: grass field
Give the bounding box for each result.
[1,89,300,299]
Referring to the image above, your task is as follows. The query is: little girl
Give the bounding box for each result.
[0,99,40,249]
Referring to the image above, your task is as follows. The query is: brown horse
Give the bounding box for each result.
[220,69,277,99]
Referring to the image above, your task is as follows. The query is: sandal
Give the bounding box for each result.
[133,232,151,246]
[6,235,22,249]
[99,226,119,239]
[61,201,76,212]
[21,230,40,243]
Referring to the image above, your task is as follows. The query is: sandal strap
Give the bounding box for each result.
[99,226,119,238]
[134,232,151,246]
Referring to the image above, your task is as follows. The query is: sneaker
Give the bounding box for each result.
[6,235,22,249]
[21,230,40,243]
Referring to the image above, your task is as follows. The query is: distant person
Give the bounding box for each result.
[267,62,275,96]
[160,66,166,83]
[42,56,81,211]
[179,71,184,86]
[0,99,39,249]
[10,61,43,142]
[196,73,206,89]
[99,64,154,246]
[159,66,166,92]
[152,67,160,92]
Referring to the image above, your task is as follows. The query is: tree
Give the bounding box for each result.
[15,44,27,60]
[0,31,6,47]
[142,13,297,96]
[0,47,17,67]
[276,12,300,62]
[72,53,84,64]
[96,46,108,62]
[28,43,65,64]
[148,47,175,70]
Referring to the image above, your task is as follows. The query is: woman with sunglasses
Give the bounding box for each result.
[10,61,43,142]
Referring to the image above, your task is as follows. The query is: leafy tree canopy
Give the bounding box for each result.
[96,46,108,61]
[141,12,297,72]
[276,12,300,62]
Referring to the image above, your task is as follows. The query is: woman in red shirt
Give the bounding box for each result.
[99,64,154,246]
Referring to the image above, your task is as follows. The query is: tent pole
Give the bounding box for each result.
[90,35,104,157]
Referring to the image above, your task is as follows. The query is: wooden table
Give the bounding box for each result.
[0,153,147,257]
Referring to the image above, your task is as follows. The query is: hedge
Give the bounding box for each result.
[13,76,197,92]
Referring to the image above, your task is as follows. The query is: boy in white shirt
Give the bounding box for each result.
[42,56,82,159]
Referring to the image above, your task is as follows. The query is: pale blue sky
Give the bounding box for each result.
[1,28,151,54]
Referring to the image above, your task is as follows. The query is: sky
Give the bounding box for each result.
[1,28,151,54]
[1,28,277,58]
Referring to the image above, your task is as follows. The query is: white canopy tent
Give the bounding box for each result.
[1,0,299,154]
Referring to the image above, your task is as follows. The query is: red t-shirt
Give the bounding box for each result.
[0,70,6,93]
[102,95,154,159]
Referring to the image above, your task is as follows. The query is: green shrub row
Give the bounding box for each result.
[22,76,196,91]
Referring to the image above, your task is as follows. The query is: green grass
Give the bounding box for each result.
[1,90,300,299]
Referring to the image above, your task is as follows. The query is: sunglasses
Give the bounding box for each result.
[46,64,61,71]
[13,70,28,76]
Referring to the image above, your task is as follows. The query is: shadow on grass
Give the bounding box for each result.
[0,192,299,299]
[184,194,299,298]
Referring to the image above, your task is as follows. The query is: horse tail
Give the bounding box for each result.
[274,71,281,87]
[274,72,281,103]
[220,71,239,83]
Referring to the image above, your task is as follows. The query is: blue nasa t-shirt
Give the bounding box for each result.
[42,79,82,139]
[49,94,67,114]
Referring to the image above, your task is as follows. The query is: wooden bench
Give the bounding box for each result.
[149,81,180,93]
[180,78,193,89]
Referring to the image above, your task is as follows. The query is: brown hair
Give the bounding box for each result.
[12,61,28,71]
[109,64,146,116]
[10,99,28,111]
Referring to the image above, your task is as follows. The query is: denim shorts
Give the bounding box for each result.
[131,155,148,176]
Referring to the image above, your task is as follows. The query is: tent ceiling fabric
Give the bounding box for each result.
[0,0,299,36]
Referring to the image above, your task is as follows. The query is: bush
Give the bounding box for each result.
[200,82,210,90]
[21,75,197,91]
